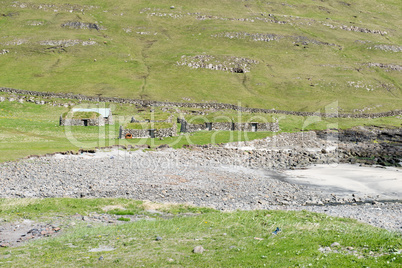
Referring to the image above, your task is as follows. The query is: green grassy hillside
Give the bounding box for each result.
[0,0,401,112]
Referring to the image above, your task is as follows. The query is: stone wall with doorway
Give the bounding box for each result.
[233,122,279,132]
[60,117,105,126]
[180,120,279,133]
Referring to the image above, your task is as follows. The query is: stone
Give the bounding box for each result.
[331,242,340,247]
[0,242,10,247]
[318,246,332,253]
[156,236,163,241]
[193,245,205,254]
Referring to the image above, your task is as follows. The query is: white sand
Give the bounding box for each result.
[283,164,402,200]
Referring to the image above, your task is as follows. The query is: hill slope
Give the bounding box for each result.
[0,0,401,112]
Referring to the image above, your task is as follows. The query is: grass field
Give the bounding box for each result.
[0,198,401,267]
[0,0,400,112]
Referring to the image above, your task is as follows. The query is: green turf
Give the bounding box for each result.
[0,198,401,267]
[0,0,400,112]
[125,122,173,130]
[62,111,101,119]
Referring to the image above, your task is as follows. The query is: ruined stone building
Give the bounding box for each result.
[59,108,113,126]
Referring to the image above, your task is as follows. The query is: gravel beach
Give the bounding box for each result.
[1,139,401,232]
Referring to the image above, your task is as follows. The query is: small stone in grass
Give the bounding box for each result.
[156,236,163,241]
[193,245,205,254]
[331,242,340,247]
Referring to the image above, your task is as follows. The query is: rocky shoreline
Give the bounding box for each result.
[0,127,401,231]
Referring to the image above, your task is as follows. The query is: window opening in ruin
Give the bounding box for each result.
[83,119,88,126]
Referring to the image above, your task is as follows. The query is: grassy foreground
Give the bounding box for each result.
[0,96,401,162]
[0,198,401,267]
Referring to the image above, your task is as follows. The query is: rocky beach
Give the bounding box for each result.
[0,128,401,232]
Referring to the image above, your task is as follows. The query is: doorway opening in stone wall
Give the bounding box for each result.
[251,123,257,132]
[206,122,212,131]
[82,119,88,126]
[149,129,155,138]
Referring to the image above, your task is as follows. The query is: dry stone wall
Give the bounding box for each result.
[233,122,279,132]
[184,123,208,133]
[121,124,177,139]
[60,118,105,126]
[1,87,401,119]
[180,120,279,133]
[121,128,149,138]
[156,126,177,138]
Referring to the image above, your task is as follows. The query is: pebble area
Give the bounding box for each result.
[0,145,401,232]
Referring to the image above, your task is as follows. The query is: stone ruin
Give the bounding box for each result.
[60,108,113,126]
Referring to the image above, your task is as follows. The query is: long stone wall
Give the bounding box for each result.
[180,120,280,133]
[1,87,401,118]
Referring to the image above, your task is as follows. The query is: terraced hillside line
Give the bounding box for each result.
[239,72,254,96]
[0,87,401,118]
[140,40,156,97]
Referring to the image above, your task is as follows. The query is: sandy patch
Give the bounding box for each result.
[283,164,402,200]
